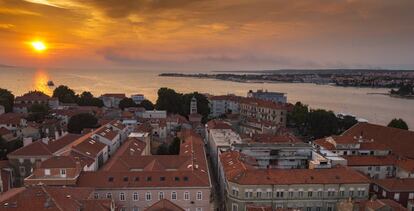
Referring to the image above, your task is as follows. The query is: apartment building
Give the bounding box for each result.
[101,93,126,108]
[233,134,312,169]
[219,151,370,211]
[209,95,241,117]
[372,178,414,207]
[91,127,121,155]
[13,91,59,113]
[239,97,288,127]
[247,89,287,103]
[77,129,212,211]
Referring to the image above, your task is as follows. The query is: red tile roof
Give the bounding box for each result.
[358,199,407,211]
[7,141,52,157]
[78,129,210,188]
[0,186,96,211]
[72,138,106,158]
[101,93,126,98]
[39,156,79,169]
[15,91,51,102]
[206,119,232,130]
[396,158,414,173]
[94,127,119,141]
[145,199,184,211]
[0,113,24,125]
[374,178,414,192]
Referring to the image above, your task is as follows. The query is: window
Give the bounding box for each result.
[316,207,321,211]
[132,208,139,211]
[245,190,253,198]
[133,192,139,201]
[184,191,190,200]
[349,190,354,197]
[94,193,99,199]
[375,166,380,171]
[276,191,284,198]
[159,192,164,200]
[317,190,323,197]
[308,191,313,197]
[256,191,262,198]
[120,192,126,201]
[44,169,50,175]
[160,176,165,181]
[171,192,177,200]
[298,191,303,197]
[120,208,126,211]
[232,188,239,196]
[266,190,272,198]
[146,192,152,201]
[382,190,386,197]
[306,208,312,211]
[288,191,293,198]
[232,203,238,211]
[196,191,202,200]
[409,193,414,200]
[60,169,66,177]
[394,193,400,201]
[196,208,202,211]
[106,193,112,199]
[146,177,152,181]
[339,190,345,197]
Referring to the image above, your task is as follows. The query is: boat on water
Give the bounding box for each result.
[47,80,55,86]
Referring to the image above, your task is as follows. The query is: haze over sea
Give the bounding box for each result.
[1,67,413,128]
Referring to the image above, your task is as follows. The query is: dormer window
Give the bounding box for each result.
[60,169,66,177]
[44,169,51,175]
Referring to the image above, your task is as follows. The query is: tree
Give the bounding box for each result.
[0,88,14,113]
[53,85,78,103]
[27,103,49,122]
[307,109,339,139]
[169,137,181,155]
[388,118,409,130]
[156,143,170,155]
[155,88,184,114]
[138,99,155,110]
[77,91,104,107]
[67,113,98,134]
[287,102,309,132]
[338,115,358,132]
[119,98,137,110]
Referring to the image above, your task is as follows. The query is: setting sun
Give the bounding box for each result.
[31,41,47,52]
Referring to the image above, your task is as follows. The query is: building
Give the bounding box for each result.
[71,137,109,170]
[372,178,414,207]
[7,133,82,185]
[138,110,167,119]
[239,98,288,128]
[343,155,396,179]
[0,113,27,139]
[13,91,59,113]
[145,199,185,211]
[0,186,115,211]
[219,151,370,211]
[247,89,287,103]
[91,127,121,155]
[24,155,84,186]
[209,95,241,117]
[101,93,126,108]
[314,123,414,158]
[205,120,242,174]
[77,130,212,211]
[233,134,312,169]
[131,94,145,105]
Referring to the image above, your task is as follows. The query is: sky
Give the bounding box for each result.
[1,0,414,71]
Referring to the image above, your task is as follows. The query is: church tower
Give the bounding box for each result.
[190,96,197,114]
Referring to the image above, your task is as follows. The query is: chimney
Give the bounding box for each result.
[54,131,60,140]
[42,137,49,145]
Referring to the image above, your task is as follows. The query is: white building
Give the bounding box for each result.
[208,95,241,117]
[131,94,145,104]
[247,89,287,103]
[101,93,126,108]
[138,110,167,119]
[91,127,121,155]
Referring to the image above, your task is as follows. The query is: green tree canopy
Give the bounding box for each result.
[182,92,210,122]
[77,91,104,107]
[53,85,78,103]
[169,137,181,155]
[67,113,98,134]
[138,99,155,110]
[119,98,137,110]
[0,88,14,113]
[155,88,184,114]
[307,109,339,139]
[27,103,49,122]
[287,102,309,130]
[388,118,409,130]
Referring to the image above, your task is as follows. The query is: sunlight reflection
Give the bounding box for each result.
[34,69,52,96]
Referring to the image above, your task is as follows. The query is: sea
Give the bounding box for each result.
[1,67,413,129]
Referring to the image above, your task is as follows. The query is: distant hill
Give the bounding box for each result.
[213,69,414,74]
[0,64,15,68]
